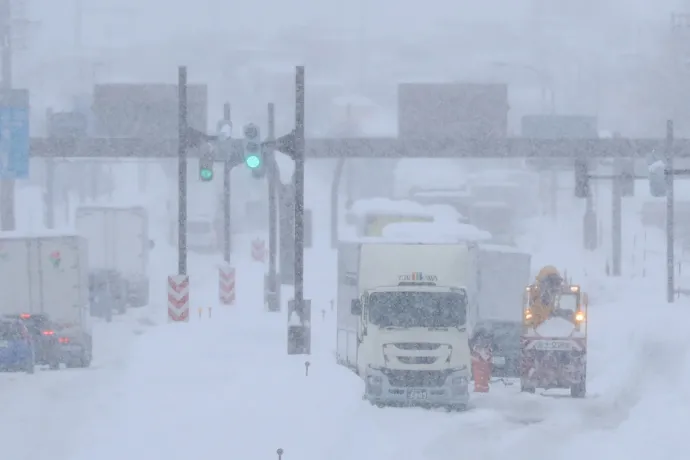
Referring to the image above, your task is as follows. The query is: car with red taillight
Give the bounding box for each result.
[6,314,61,369]
[0,319,35,373]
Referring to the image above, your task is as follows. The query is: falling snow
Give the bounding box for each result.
[0,1,687,459]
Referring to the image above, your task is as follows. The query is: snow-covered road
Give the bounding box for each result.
[0,255,685,460]
[2,171,688,460]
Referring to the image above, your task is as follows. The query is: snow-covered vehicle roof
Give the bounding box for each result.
[411,189,472,198]
[380,221,492,243]
[350,198,434,217]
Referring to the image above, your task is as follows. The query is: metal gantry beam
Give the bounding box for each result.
[26,137,690,160]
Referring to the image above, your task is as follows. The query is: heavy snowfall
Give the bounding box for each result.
[0,0,689,459]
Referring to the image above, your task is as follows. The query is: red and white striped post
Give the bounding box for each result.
[167,275,190,322]
[251,238,266,262]
[219,265,236,305]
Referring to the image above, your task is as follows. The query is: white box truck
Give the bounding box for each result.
[338,241,476,410]
[476,244,531,377]
[0,232,92,367]
[75,205,151,308]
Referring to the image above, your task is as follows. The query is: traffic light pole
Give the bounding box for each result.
[222,102,232,263]
[177,66,188,276]
[583,181,597,251]
[291,66,310,354]
[266,103,280,312]
[264,67,310,354]
[666,120,675,303]
[611,174,622,276]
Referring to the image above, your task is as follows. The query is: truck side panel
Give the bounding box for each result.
[76,206,148,276]
[477,246,531,322]
[0,238,33,314]
[336,243,360,371]
[75,208,110,271]
[35,236,88,328]
[113,207,148,276]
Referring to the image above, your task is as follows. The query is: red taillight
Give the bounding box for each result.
[58,337,70,344]
[20,313,31,319]
[42,330,55,336]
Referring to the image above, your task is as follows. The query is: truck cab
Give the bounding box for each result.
[352,275,470,410]
[521,281,588,397]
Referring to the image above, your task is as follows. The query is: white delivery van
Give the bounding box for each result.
[339,242,476,410]
[0,232,92,367]
[76,205,151,307]
[169,213,217,254]
[476,244,531,377]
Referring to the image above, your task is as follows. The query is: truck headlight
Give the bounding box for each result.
[445,345,453,363]
[452,376,468,386]
[367,375,382,385]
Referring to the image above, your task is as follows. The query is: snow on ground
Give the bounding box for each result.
[2,165,689,460]
[0,288,163,460]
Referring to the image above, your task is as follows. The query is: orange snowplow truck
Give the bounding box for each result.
[520,266,589,397]
[523,266,586,330]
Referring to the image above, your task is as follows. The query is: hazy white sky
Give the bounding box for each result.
[17,0,690,135]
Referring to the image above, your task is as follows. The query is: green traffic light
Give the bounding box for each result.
[200,169,213,180]
[246,155,261,169]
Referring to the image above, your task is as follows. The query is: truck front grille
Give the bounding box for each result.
[397,356,438,365]
[393,343,441,350]
[383,369,449,387]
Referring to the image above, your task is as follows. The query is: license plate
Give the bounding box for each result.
[407,389,427,400]
[0,340,8,348]
[533,340,575,351]
[492,356,506,366]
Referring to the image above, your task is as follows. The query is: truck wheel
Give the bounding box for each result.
[520,382,536,393]
[138,286,150,307]
[445,404,467,412]
[79,355,92,368]
[130,284,149,308]
[25,357,35,374]
[570,382,586,398]
[67,355,90,369]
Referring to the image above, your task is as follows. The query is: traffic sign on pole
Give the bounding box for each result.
[0,89,29,179]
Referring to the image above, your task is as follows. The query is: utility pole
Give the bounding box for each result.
[44,108,55,229]
[611,172,622,276]
[666,120,675,303]
[583,184,597,251]
[0,0,14,231]
[548,91,558,221]
[283,66,310,354]
[177,66,188,275]
[222,102,231,263]
[294,66,308,350]
[266,102,280,312]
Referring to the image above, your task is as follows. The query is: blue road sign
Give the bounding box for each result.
[0,89,29,180]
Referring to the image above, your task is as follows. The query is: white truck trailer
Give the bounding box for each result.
[337,241,476,410]
[0,232,92,367]
[75,205,151,308]
[476,244,532,377]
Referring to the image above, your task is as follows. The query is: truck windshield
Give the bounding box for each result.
[556,293,578,313]
[368,291,467,328]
